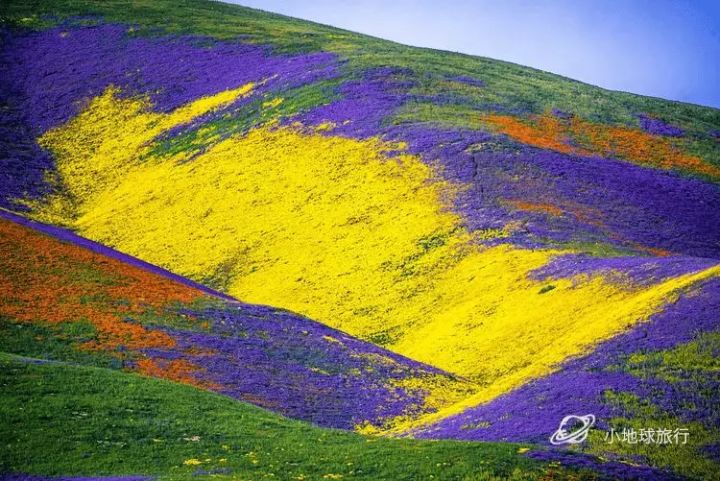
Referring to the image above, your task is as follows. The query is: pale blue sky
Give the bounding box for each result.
[228,0,720,108]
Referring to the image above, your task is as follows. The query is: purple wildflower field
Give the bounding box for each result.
[139,302,465,429]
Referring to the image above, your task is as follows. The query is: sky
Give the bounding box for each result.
[229,0,720,108]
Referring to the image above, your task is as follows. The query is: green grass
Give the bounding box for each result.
[624,332,720,384]
[0,317,120,369]
[393,103,488,130]
[0,352,590,481]
[587,392,718,481]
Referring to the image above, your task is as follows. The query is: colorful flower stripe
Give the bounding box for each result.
[0,215,470,429]
[0,24,338,209]
[482,112,720,179]
[0,209,234,300]
[0,217,201,350]
[138,304,472,429]
[412,276,720,442]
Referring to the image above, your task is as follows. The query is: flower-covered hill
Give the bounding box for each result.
[0,212,472,431]
[1,1,720,479]
[2,213,678,480]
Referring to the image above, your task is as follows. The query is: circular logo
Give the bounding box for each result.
[549,414,596,445]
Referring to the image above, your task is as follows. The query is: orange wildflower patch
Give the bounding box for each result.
[505,200,564,217]
[628,243,673,258]
[483,113,720,180]
[134,357,220,389]
[482,113,586,156]
[0,218,205,350]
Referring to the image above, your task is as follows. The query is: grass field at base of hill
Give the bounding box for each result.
[0,353,590,481]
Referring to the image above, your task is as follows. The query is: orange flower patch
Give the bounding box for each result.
[482,113,588,156]
[505,199,564,217]
[0,218,205,350]
[483,113,720,180]
[134,357,220,390]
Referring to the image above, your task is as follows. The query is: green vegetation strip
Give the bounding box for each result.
[0,352,585,481]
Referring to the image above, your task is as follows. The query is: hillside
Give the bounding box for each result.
[0,212,473,430]
[1,1,720,480]
[0,213,683,481]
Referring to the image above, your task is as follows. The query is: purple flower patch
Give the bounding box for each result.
[637,114,684,137]
[134,303,459,429]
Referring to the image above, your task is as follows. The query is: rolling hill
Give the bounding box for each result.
[1,1,719,479]
[0,211,473,430]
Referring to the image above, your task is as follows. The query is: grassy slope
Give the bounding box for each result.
[0,352,585,481]
[1,0,719,135]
